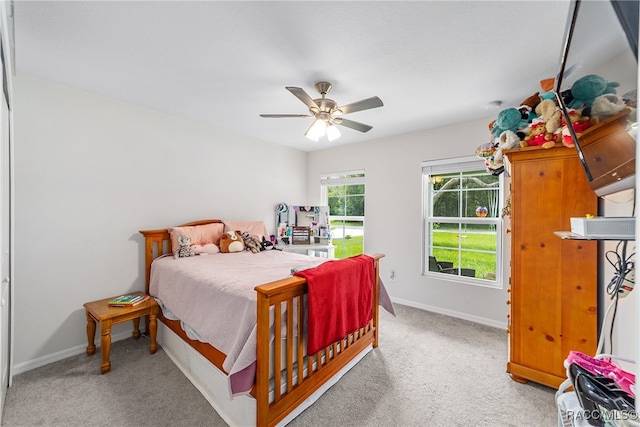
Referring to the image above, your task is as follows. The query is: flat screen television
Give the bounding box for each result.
[554,0,638,197]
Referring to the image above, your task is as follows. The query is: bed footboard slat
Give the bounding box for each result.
[286,298,294,393]
[273,302,282,402]
[297,295,304,385]
[256,289,271,427]
[254,253,384,427]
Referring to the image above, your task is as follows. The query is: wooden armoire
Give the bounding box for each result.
[504,145,598,389]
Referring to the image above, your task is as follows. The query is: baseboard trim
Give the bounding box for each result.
[11,331,132,376]
[391,297,507,329]
[12,301,506,376]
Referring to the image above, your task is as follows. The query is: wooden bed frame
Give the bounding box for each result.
[139,219,384,427]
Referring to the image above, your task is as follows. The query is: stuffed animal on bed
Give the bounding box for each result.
[219,230,245,253]
[241,231,262,254]
[261,236,280,251]
[191,243,220,255]
[174,234,196,259]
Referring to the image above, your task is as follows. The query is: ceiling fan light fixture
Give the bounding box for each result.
[305,118,326,141]
[326,124,341,142]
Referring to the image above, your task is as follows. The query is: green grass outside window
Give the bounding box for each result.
[432,231,497,279]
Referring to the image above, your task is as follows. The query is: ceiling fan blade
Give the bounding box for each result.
[286,87,319,111]
[260,114,312,118]
[336,96,383,115]
[334,118,373,133]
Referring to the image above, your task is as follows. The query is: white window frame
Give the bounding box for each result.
[422,156,503,288]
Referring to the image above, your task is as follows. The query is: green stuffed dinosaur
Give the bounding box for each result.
[569,74,619,109]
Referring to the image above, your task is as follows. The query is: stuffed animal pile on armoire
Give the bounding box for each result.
[477,73,637,176]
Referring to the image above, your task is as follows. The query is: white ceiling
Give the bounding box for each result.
[9,1,630,152]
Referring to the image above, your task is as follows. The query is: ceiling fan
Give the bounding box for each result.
[260,82,383,142]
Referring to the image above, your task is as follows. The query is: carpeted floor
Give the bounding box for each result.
[1,304,558,426]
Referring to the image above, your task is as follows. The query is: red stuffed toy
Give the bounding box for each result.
[522,121,556,149]
[561,109,592,147]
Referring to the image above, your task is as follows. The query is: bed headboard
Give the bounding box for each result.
[139,219,223,293]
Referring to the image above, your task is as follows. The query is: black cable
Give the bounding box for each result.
[606,243,623,353]
[603,240,635,352]
[605,241,635,296]
[609,291,619,354]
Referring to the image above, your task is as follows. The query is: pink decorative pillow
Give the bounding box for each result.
[169,222,225,254]
[192,243,220,255]
[223,220,269,241]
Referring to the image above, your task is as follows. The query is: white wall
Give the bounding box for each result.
[306,118,510,327]
[12,74,308,369]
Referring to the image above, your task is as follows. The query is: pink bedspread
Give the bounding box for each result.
[150,250,325,396]
[294,255,374,355]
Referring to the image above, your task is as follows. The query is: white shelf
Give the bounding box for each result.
[280,243,335,258]
[554,231,635,241]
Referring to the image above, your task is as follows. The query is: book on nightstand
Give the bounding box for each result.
[108,294,149,307]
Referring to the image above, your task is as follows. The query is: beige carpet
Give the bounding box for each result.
[1,304,558,426]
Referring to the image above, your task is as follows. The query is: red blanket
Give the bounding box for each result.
[294,254,374,355]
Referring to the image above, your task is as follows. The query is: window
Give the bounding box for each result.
[422,156,502,286]
[321,171,365,259]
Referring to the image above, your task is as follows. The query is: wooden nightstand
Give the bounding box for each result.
[83,291,159,374]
